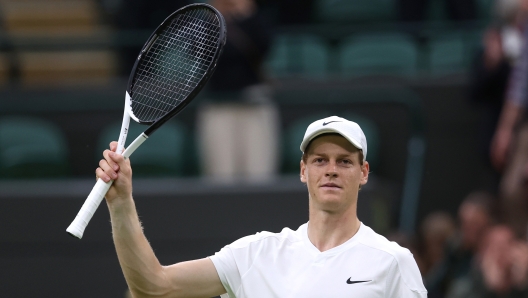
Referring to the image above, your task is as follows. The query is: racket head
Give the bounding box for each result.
[126,3,226,132]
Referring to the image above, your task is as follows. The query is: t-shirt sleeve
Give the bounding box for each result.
[385,250,428,298]
[209,246,240,298]
[209,232,268,297]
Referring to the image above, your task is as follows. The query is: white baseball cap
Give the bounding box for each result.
[299,116,367,160]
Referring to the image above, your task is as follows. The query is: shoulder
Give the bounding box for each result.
[358,225,427,294]
[225,226,302,250]
[358,225,412,257]
[210,225,303,279]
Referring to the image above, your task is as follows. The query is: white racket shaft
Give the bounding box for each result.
[67,93,146,239]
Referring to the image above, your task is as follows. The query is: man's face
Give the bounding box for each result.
[300,134,369,214]
[459,203,490,251]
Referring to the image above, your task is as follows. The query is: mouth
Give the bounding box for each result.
[320,183,341,189]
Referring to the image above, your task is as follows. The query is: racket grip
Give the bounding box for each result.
[66,178,113,239]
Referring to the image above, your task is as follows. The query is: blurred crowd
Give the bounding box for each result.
[404,0,528,295]
[398,191,528,298]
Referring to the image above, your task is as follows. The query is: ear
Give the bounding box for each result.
[300,160,307,183]
[360,161,369,186]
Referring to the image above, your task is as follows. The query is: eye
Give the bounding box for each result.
[313,157,324,163]
[340,159,352,165]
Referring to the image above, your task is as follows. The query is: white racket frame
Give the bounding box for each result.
[66,92,147,239]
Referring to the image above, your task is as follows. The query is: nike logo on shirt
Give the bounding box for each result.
[346,278,371,284]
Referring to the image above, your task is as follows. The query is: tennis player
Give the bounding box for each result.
[97,115,427,297]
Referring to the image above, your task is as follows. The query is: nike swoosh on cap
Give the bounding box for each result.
[322,121,341,126]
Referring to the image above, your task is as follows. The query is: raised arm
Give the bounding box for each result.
[97,142,226,298]
[490,100,524,170]
[491,24,528,171]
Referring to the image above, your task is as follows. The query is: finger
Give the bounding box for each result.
[103,149,120,172]
[99,159,118,181]
[110,141,118,152]
[108,150,126,165]
[109,151,133,177]
[96,167,112,183]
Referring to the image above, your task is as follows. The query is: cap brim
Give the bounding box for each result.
[300,128,364,153]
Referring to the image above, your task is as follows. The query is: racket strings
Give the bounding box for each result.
[133,11,217,118]
[131,8,220,122]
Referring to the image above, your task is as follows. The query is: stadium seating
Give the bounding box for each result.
[313,0,395,23]
[0,116,70,178]
[476,0,494,20]
[426,0,492,22]
[0,0,117,86]
[427,29,485,75]
[18,50,117,86]
[465,28,484,57]
[97,120,191,177]
[427,0,449,22]
[265,33,330,79]
[0,0,99,34]
[428,33,466,74]
[338,33,419,76]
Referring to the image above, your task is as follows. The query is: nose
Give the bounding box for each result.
[325,161,338,177]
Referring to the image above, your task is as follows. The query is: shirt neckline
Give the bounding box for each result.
[299,221,365,257]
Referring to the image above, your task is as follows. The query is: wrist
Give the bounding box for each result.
[107,195,141,236]
[107,195,134,213]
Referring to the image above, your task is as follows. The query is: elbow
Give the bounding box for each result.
[127,267,176,298]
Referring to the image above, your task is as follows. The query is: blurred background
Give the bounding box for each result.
[2,0,528,297]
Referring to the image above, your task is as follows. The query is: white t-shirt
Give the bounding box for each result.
[210,222,427,298]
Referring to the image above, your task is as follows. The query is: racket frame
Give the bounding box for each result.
[128,3,226,137]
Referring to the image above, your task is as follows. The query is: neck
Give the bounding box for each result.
[307,205,361,252]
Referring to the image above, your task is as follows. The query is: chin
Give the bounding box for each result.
[314,196,348,209]
[313,190,358,208]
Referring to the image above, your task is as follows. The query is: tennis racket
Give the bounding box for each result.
[66,3,226,239]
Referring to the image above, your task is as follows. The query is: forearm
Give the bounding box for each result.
[497,100,524,132]
[108,197,172,297]
[490,100,525,169]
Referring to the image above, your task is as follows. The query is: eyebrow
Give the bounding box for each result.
[310,151,355,159]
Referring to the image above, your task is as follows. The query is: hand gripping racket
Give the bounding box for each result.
[66,3,226,239]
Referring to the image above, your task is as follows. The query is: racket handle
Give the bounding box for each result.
[66,178,113,239]
[66,134,147,239]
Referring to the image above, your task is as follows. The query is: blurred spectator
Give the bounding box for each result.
[490,0,528,239]
[447,225,528,297]
[196,0,278,181]
[424,191,496,297]
[469,0,524,191]
[397,0,477,23]
[419,211,457,276]
[458,192,496,249]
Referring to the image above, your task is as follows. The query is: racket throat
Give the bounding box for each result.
[122,133,148,158]
[117,92,141,154]
[125,91,140,123]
